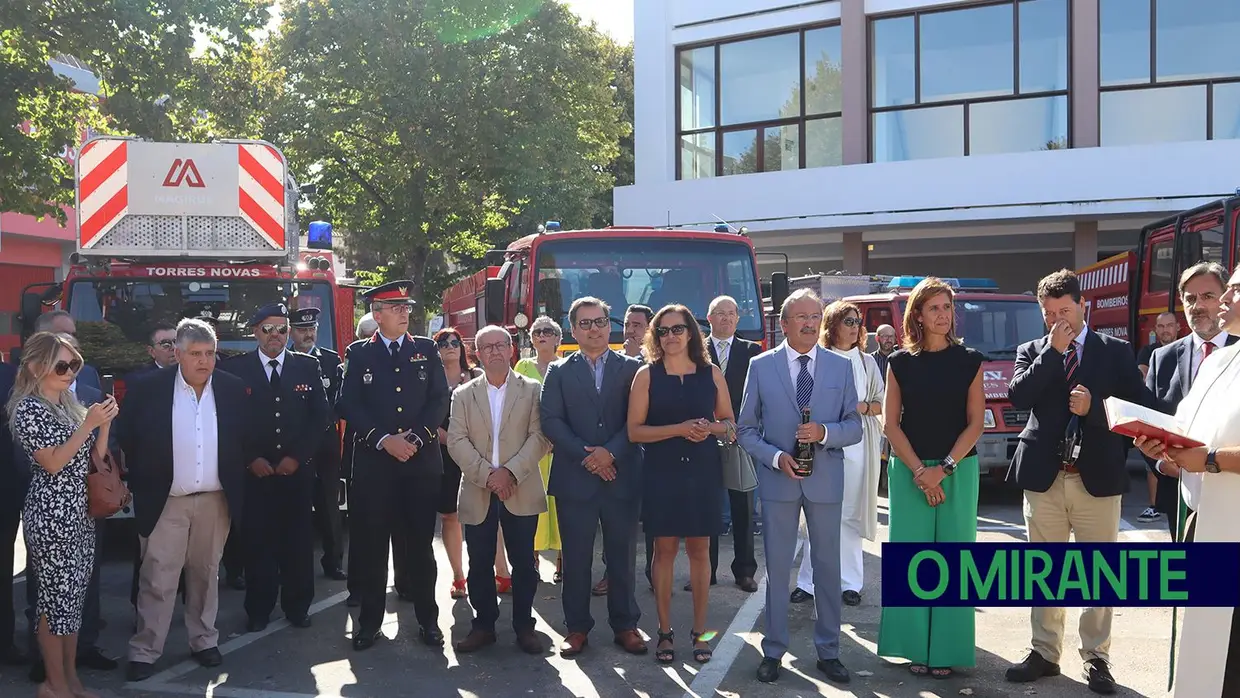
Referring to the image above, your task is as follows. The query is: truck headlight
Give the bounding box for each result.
[983,409,996,429]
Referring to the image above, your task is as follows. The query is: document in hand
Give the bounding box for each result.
[1103,396,1205,449]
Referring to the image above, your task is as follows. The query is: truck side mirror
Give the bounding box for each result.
[484,278,505,326]
[19,292,43,338]
[770,272,789,316]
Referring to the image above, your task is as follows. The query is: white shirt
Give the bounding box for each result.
[772,342,831,471]
[487,374,508,469]
[170,368,221,496]
[68,379,77,398]
[261,348,287,380]
[1191,331,1230,378]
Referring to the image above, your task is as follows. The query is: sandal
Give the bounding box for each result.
[655,629,675,664]
[930,667,953,679]
[691,630,713,663]
[908,663,929,676]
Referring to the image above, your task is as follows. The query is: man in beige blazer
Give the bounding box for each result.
[447,325,551,655]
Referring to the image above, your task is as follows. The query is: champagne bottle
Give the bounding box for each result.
[793,407,815,476]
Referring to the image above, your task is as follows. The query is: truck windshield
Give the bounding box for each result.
[65,279,336,375]
[532,238,764,342]
[943,298,1044,360]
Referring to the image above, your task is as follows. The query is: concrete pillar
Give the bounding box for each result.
[843,232,869,274]
[841,0,868,165]
[1071,0,1100,148]
[1073,221,1099,270]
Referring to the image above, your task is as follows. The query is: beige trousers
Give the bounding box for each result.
[129,491,231,663]
[1023,471,1122,665]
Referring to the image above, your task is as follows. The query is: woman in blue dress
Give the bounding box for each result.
[627,304,735,665]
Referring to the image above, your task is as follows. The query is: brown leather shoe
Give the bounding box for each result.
[516,630,544,655]
[737,577,759,593]
[560,632,589,657]
[453,629,497,653]
[614,629,648,655]
[592,577,609,596]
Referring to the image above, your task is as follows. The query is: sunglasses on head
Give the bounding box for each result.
[437,338,461,348]
[54,359,83,376]
[655,324,689,338]
[260,324,288,335]
[841,317,862,327]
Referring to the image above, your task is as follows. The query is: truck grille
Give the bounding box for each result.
[1003,408,1029,428]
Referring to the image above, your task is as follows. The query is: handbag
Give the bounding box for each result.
[87,448,131,519]
[718,423,757,492]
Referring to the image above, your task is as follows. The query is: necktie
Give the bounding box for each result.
[1063,342,1079,389]
[718,341,730,372]
[390,340,400,361]
[268,359,281,390]
[796,355,813,410]
[1195,341,1215,379]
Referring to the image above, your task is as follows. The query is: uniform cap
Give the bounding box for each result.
[361,280,417,305]
[290,307,321,328]
[248,302,288,326]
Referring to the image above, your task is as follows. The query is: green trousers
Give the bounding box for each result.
[877,455,980,668]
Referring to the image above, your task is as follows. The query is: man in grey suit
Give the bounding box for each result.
[539,296,647,659]
[737,288,863,685]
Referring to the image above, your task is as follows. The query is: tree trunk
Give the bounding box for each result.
[401,244,431,335]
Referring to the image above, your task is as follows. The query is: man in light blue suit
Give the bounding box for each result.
[737,288,863,685]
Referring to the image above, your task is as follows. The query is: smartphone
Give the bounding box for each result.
[101,374,115,398]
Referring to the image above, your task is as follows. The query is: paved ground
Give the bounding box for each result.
[2,466,1177,697]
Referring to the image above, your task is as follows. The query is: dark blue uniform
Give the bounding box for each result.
[306,344,345,576]
[219,305,331,628]
[337,328,450,646]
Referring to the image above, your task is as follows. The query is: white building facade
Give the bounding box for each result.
[614,0,1240,292]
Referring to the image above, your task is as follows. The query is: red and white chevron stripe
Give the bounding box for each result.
[78,139,129,248]
[237,143,286,249]
[1081,260,1129,291]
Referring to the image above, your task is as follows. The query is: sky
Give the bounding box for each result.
[564,0,633,43]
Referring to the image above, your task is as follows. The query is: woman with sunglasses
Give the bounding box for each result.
[433,328,512,598]
[627,305,735,665]
[8,332,118,698]
[513,316,564,583]
[792,301,886,606]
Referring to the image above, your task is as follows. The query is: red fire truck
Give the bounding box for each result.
[19,136,356,386]
[1079,193,1240,351]
[443,222,783,357]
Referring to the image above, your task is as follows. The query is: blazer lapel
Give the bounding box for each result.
[1077,331,1103,383]
[1176,340,1193,389]
[600,350,623,401]
[774,347,799,409]
[572,353,603,409]
[498,372,523,441]
[814,346,833,398]
[473,381,493,451]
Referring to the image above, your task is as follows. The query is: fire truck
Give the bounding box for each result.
[783,273,1044,482]
[1079,193,1240,351]
[442,222,786,357]
[17,136,357,515]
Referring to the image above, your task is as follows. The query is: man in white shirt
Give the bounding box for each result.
[446,325,550,655]
[118,319,253,681]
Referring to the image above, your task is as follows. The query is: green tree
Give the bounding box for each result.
[0,0,274,220]
[269,0,624,331]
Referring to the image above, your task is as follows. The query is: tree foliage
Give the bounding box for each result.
[270,0,626,327]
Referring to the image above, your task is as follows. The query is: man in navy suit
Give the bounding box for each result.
[1145,262,1236,536]
[1005,269,1152,693]
[539,296,647,659]
[122,323,178,389]
[219,303,330,632]
[0,360,25,666]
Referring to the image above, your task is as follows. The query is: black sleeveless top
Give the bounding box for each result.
[888,343,984,461]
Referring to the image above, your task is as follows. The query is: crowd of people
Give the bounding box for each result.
[1,262,1238,697]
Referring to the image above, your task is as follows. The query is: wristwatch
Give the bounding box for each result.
[1206,448,1221,473]
[941,455,957,475]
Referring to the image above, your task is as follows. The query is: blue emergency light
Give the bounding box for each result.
[956,277,1001,291]
[545,221,562,232]
[307,221,333,250]
[715,224,730,233]
[886,276,999,292]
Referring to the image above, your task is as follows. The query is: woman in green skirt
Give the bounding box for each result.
[877,277,986,679]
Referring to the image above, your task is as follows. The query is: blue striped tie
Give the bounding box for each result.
[796,355,813,410]
[1064,342,1079,388]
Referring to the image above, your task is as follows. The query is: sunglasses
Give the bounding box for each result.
[54,359,83,376]
[655,324,689,338]
[260,324,289,335]
[841,317,862,327]
[437,338,462,348]
[154,339,175,349]
[576,317,610,329]
[531,328,559,338]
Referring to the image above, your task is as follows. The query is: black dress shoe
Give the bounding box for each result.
[842,590,862,606]
[288,615,312,628]
[1005,650,1060,682]
[324,568,348,581]
[683,578,718,591]
[736,577,758,593]
[420,626,445,646]
[352,628,381,651]
[126,660,156,682]
[818,658,850,684]
[28,661,45,683]
[756,657,781,683]
[77,647,119,670]
[246,617,270,633]
[790,588,813,603]
[346,593,360,607]
[193,647,223,667]
[226,574,245,590]
[1084,658,1117,694]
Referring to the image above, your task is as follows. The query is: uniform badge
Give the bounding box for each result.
[363,372,373,385]
[418,368,427,381]
[322,376,331,388]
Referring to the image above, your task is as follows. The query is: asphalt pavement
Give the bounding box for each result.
[2,467,1176,697]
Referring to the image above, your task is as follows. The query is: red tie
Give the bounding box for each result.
[1196,342,1215,379]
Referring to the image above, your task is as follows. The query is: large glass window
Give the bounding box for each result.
[676,25,842,179]
[1099,0,1240,145]
[870,0,1069,162]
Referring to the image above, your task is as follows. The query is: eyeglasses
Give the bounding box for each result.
[437,338,462,348]
[790,314,823,325]
[531,328,559,338]
[477,340,512,354]
[54,359,82,376]
[154,340,175,349]
[260,324,288,335]
[841,317,862,328]
[576,317,610,329]
[655,324,689,338]
[380,304,412,314]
